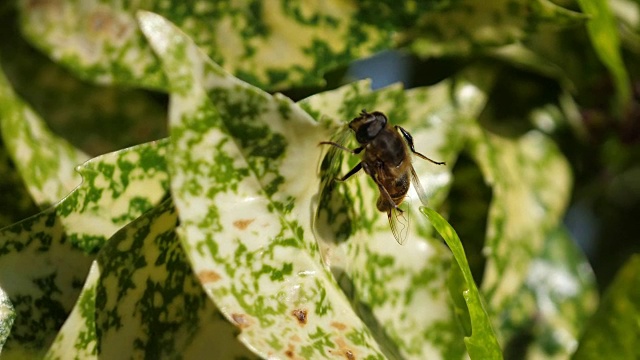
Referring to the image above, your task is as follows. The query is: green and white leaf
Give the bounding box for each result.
[521,227,597,358]
[19,0,392,91]
[140,11,387,359]
[0,67,88,207]
[470,120,595,356]
[0,285,15,354]
[0,139,169,357]
[46,199,258,359]
[301,72,492,358]
[45,261,100,359]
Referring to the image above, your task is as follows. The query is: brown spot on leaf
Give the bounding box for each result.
[198,270,221,283]
[291,309,308,325]
[233,218,255,230]
[330,321,347,331]
[335,338,355,360]
[231,313,251,329]
[345,350,355,360]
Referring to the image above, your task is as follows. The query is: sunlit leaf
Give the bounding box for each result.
[19,1,392,91]
[0,285,14,353]
[0,140,169,357]
[140,11,387,359]
[302,70,492,358]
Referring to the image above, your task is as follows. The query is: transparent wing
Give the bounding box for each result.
[409,164,430,207]
[388,203,410,245]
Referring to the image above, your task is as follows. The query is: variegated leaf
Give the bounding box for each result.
[19,0,391,91]
[139,11,388,359]
[520,227,597,358]
[45,261,100,359]
[301,73,492,358]
[466,124,578,349]
[0,285,14,354]
[0,139,169,356]
[0,67,89,208]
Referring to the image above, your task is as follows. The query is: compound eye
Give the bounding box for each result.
[354,112,387,143]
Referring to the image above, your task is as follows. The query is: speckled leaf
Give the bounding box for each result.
[19,0,391,91]
[0,285,15,354]
[466,125,574,349]
[572,254,640,360]
[0,67,89,208]
[520,227,597,358]
[576,0,632,112]
[46,200,257,359]
[405,0,584,57]
[140,11,386,359]
[44,261,100,359]
[421,207,502,360]
[301,72,493,359]
[0,139,169,357]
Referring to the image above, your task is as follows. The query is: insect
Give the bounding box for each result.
[320,110,445,244]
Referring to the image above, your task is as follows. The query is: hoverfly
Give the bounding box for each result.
[320,110,445,244]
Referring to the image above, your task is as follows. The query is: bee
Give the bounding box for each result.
[320,110,445,244]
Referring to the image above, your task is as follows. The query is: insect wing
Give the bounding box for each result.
[388,204,410,245]
[409,164,430,207]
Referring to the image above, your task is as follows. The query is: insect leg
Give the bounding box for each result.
[319,141,364,154]
[395,126,445,165]
[336,162,363,182]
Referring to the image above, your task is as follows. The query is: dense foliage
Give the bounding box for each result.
[0,1,638,359]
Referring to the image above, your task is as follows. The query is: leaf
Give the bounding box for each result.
[404,0,585,57]
[466,124,575,347]
[0,285,15,353]
[421,207,503,360]
[572,255,640,360]
[139,11,387,359]
[45,199,258,359]
[576,0,632,113]
[0,139,169,356]
[19,1,392,91]
[0,67,89,208]
[45,261,100,359]
[519,227,597,358]
[301,71,493,358]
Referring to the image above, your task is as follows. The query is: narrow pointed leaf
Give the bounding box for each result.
[0,67,88,207]
[577,0,632,112]
[421,207,502,360]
